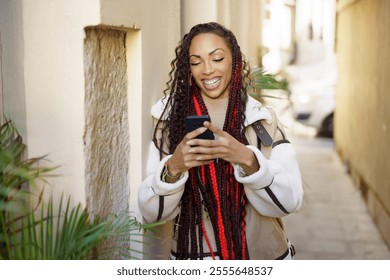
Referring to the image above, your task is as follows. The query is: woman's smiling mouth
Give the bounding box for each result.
[203,77,221,89]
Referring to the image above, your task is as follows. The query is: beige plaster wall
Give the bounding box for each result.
[0,0,28,137]
[181,0,217,34]
[2,0,102,205]
[335,0,390,246]
[0,0,181,217]
[221,0,263,66]
[181,0,263,68]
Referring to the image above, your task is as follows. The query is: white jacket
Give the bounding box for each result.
[138,95,303,259]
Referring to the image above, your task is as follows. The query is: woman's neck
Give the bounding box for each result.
[202,94,229,130]
[202,93,229,113]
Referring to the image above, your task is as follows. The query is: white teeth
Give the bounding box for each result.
[203,77,221,85]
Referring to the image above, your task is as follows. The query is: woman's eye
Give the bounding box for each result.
[190,62,201,66]
[214,58,224,62]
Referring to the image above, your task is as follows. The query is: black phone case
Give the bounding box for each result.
[185,115,214,140]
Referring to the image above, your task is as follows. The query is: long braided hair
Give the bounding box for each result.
[153,22,253,259]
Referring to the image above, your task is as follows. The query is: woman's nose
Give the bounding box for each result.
[202,61,214,75]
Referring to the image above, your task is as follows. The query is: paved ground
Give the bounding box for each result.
[282,122,390,260]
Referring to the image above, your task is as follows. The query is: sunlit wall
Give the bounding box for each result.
[335,0,390,247]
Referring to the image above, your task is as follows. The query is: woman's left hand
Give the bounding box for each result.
[186,121,260,175]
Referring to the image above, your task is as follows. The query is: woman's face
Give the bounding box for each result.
[189,33,232,100]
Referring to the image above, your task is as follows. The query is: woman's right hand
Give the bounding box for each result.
[166,125,214,177]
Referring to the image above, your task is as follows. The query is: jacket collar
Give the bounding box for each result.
[151,94,273,126]
[151,96,170,120]
[244,95,273,126]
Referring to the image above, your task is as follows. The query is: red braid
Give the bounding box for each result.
[193,94,229,259]
[191,90,246,260]
[209,162,229,259]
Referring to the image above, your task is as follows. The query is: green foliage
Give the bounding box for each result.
[0,118,53,214]
[251,67,288,91]
[0,118,161,260]
[248,67,288,102]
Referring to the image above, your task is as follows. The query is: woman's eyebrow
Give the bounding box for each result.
[190,48,225,58]
[209,48,225,55]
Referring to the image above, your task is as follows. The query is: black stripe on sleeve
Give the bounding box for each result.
[264,186,289,214]
[156,195,164,221]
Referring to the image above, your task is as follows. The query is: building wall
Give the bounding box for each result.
[224,0,263,66]
[181,0,217,35]
[1,0,102,205]
[0,9,4,122]
[0,0,28,137]
[99,0,181,221]
[0,0,180,259]
[181,0,263,67]
[335,0,390,246]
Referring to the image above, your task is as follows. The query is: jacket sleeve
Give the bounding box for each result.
[233,143,303,218]
[138,142,189,223]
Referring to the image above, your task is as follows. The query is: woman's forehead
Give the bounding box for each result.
[189,33,230,55]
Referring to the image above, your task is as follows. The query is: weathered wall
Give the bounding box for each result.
[335,0,390,246]
[84,27,129,216]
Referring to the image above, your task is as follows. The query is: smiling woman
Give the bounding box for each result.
[138,22,303,260]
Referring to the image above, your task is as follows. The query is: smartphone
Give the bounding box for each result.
[185,115,215,140]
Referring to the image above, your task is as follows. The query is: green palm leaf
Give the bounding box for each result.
[248,67,289,102]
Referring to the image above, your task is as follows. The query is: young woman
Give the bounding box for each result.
[138,22,303,260]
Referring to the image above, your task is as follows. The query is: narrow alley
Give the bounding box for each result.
[282,122,390,260]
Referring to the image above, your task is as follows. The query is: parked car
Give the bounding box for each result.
[284,54,337,138]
